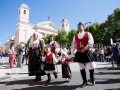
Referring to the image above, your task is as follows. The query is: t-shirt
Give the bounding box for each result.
[100,50,104,54]
[18,47,23,55]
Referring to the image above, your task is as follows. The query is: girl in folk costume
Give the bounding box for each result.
[71,22,96,88]
[57,51,72,82]
[42,46,58,82]
[27,31,45,81]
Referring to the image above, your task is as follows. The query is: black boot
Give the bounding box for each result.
[47,73,51,82]
[89,69,95,85]
[53,71,57,79]
[80,69,87,88]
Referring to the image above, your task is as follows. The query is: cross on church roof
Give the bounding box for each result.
[48,16,50,21]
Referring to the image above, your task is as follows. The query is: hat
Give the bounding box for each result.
[55,48,60,53]
[78,22,84,27]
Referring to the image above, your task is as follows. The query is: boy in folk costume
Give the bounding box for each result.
[48,36,60,72]
[48,36,59,53]
[42,46,58,82]
[71,22,96,88]
[57,51,72,82]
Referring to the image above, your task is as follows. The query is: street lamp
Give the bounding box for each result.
[110,20,117,43]
[84,21,92,31]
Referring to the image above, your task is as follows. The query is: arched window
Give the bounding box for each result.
[24,10,26,14]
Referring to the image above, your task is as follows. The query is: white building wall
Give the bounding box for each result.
[15,22,35,45]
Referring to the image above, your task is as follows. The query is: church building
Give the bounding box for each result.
[2,3,69,51]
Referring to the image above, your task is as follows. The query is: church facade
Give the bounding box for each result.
[2,3,69,51]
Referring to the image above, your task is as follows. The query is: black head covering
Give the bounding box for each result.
[78,22,84,27]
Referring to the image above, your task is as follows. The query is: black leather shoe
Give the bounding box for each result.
[80,82,88,88]
[47,79,51,82]
[91,80,95,85]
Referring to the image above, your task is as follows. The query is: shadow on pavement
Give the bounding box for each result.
[107,67,120,70]
[97,64,111,65]
[96,78,120,84]
[6,79,67,86]
[0,66,10,69]
[95,68,107,71]
[0,62,9,65]
[105,88,120,90]
[6,79,80,90]
[5,73,28,75]
[95,71,120,75]
[12,85,80,90]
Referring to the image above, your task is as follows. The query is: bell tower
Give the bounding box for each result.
[61,18,69,32]
[18,3,30,23]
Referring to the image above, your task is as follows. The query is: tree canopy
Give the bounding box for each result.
[26,8,120,47]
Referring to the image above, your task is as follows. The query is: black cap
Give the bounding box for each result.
[78,22,84,27]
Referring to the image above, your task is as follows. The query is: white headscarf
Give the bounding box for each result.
[29,31,41,47]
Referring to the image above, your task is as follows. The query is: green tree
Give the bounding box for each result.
[55,30,68,47]
[67,29,77,46]
[25,36,32,47]
[42,34,56,44]
[104,8,120,43]
[85,22,108,45]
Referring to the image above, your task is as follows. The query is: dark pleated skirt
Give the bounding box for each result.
[28,48,46,76]
[74,50,95,63]
[44,61,55,70]
[62,64,72,78]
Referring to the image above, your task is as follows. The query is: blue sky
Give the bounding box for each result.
[0,0,120,44]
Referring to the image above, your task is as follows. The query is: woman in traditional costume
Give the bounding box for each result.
[27,31,45,81]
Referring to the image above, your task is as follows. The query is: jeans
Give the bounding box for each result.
[111,58,115,66]
[0,54,2,59]
[17,55,23,67]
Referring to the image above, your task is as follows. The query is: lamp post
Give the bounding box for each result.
[110,20,117,43]
[84,21,92,31]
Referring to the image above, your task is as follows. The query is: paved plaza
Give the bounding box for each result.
[0,57,120,90]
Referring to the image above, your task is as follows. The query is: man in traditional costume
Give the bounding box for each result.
[71,22,96,88]
[48,36,59,53]
[48,36,60,72]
